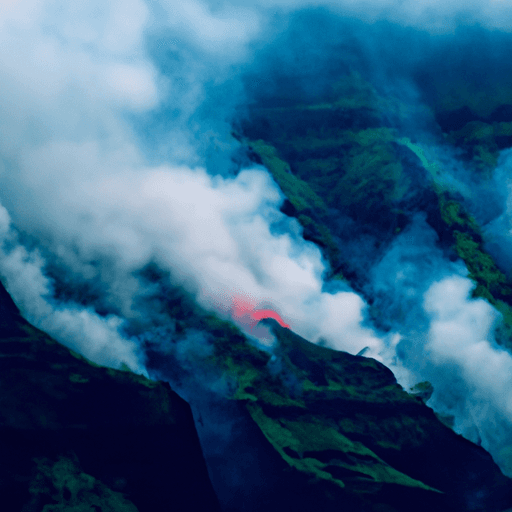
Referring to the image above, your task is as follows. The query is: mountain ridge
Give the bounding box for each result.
[0,278,220,512]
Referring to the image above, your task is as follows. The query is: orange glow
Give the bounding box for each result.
[231,295,290,330]
[251,309,290,329]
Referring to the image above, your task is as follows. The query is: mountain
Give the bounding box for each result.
[3,261,511,511]
[242,318,512,511]
[3,37,512,512]
[235,71,512,319]
[144,296,512,511]
[0,279,220,512]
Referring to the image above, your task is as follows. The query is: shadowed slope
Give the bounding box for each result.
[224,318,512,511]
[0,279,220,512]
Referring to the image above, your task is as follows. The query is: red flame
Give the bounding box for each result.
[251,309,290,329]
[231,295,290,330]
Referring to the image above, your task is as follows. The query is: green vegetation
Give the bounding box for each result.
[438,196,480,232]
[396,137,442,179]
[248,403,437,493]
[397,139,512,344]
[107,367,159,389]
[410,381,434,403]
[445,121,505,175]
[248,139,328,214]
[454,231,511,299]
[26,455,138,512]
[433,80,512,119]
[245,139,343,273]
[324,144,405,209]
[69,373,89,384]
[240,72,512,356]
[205,318,447,500]
[275,130,408,214]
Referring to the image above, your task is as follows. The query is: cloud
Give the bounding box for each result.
[423,276,512,474]
[0,206,145,373]
[160,0,261,55]
[2,0,512,477]
[0,0,384,369]
[11,139,382,355]
[0,0,386,361]
[157,0,512,35]
[365,216,512,475]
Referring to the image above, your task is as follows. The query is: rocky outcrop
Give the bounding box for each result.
[142,292,512,511]
[0,280,220,512]
[221,318,512,512]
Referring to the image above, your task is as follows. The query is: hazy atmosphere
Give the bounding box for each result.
[3,0,512,496]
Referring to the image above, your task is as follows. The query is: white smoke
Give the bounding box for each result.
[1,0,512,476]
[157,0,512,36]
[0,0,388,366]
[0,203,145,373]
[423,276,512,476]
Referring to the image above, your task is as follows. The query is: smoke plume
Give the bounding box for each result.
[2,0,512,478]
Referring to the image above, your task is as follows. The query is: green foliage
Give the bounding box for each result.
[455,121,494,141]
[223,320,446,497]
[247,403,437,493]
[350,127,397,146]
[66,348,103,368]
[245,139,343,273]
[399,139,512,348]
[433,80,512,119]
[297,214,314,226]
[440,200,468,227]
[232,366,260,402]
[446,121,500,174]
[249,140,328,214]
[326,144,405,210]
[409,381,434,403]
[26,455,138,512]
[396,137,442,179]
[438,194,482,239]
[106,367,158,389]
[69,373,89,384]
[493,300,512,350]
[453,231,510,298]
[287,134,407,214]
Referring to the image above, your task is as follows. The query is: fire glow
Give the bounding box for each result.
[231,295,290,331]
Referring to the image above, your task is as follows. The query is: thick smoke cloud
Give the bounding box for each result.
[0,0,385,366]
[370,218,512,475]
[0,203,145,372]
[2,0,512,478]
[424,276,512,475]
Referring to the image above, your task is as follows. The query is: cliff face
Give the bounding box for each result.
[244,319,512,511]
[161,70,512,510]
[139,294,512,512]
[1,229,511,512]
[186,316,512,512]
[0,280,220,512]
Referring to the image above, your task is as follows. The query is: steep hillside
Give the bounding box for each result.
[0,280,220,512]
[236,72,512,348]
[3,62,512,512]
[144,293,512,511]
[241,319,512,511]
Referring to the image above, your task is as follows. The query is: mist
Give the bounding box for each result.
[2,0,512,479]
